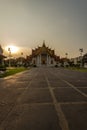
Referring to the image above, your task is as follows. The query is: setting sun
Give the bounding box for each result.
[5,45,19,54]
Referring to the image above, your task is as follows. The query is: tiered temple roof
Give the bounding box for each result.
[27,41,60,62]
[32,41,55,57]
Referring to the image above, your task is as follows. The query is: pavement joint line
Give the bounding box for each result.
[44,73,69,130]
[59,101,87,105]
[63,80,87,98]
[18,102,53,106]
[0,70,39,127]
[17,72,39,102]
[51,87,71,89]
[26,87,49,90]
[74,87,87,88]
[47,70,87,98]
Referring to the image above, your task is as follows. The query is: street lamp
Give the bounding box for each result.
[79,48,83,56]
[65,53,68,58]
[8,47,11,67]
[79,48,83,67]
[21,52,23,66]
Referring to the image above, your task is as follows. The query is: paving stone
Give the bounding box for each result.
[0,67,87,130]
[61,104,87,130]
[69,81,87,87]
[0,104,62,130]
[17,89,53,104]
[30,81,48,88]
[53,88,87,102]
[0,103,14,124]
[77,88,87,94]
[50,81,70,88]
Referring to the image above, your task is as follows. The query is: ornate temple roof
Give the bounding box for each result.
[26,41,60,62]
[32,41,55,57]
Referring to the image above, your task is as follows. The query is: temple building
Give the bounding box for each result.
[27,41,60,66]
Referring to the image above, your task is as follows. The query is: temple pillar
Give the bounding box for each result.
[39,54,41,65]
[47,55,49,66]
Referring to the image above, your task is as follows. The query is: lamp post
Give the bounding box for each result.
[79,48,83,67]
[65,53,68,58]
[21,52,23,66]
[8,48,11,67]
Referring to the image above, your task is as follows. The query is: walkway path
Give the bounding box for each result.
[0,67,87,130]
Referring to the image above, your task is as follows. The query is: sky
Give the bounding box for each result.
[0,0,87,58]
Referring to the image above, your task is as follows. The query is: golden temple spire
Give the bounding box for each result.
[42,40,46,47]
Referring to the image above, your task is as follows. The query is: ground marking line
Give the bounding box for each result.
[17,71,39,102]
[75,87,87,88]
[59,101,87,105]
[19,102,53,106]
[53,69,87,97]
[0,69,38,127]
[47,69,87,98]
[63,80,87,98]
[44,73,69,130]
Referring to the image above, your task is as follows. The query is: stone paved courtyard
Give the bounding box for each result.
[0,67,87,130]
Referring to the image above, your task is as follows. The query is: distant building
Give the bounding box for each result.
[16,57,26,66]
[0,45,6,65]
[60,58,70,67]
[71,56,82,66]
[27,41,60,66]
[82,53,87,68]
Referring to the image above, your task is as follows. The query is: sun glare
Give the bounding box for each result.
[5,45,19,54]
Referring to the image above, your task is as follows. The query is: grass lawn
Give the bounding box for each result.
[66,67,87,72]
[0,67,29,78]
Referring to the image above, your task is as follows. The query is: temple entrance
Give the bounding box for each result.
[42,60,46,64]
[41,54,47,65]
